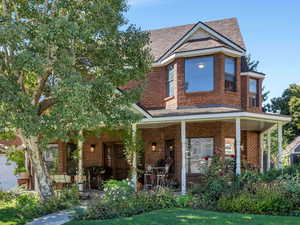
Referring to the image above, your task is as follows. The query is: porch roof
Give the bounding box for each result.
[138,107,291,132]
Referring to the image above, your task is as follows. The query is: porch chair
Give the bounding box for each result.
[156,163,171,187]
[144,165,154,190]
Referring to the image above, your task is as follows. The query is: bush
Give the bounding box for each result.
[103,179,134,202]
[191,156,236,209]
[15,186,80,221]
[218,182,296,215]
[0,190,17,202]
[81,185,179,220]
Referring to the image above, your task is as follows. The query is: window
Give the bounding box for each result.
[249,78,258,93]
[249,78,259,107]
[225,138,235,159]
[225,57,236,91]
[167,64,175,97]
[44,144,59,174]
[186,138,214,174]
[185,56,214,93]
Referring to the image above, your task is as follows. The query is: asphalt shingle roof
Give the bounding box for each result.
[149,17,245,61]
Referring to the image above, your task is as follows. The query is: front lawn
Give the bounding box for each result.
[65,208,300,225]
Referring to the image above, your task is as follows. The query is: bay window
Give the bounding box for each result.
[184,56,214,93]
[225,57,236,91]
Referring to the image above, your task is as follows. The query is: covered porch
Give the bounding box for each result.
[47,111,290,194]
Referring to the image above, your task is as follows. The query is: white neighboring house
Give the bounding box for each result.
[0,152,17,191]
[285,136,300,166]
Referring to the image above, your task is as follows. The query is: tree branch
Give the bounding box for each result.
[38,97,56,115]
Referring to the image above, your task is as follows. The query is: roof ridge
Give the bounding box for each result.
[148,17,238,32]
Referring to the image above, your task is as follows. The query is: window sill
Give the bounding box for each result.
[164,96,175,101]
[225,90,239,95]
[184,90,215,96]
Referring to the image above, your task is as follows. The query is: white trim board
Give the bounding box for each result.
[153,47,243,67]
[240,72,266,79]
[158,21,246,63]
[139,112,291,124]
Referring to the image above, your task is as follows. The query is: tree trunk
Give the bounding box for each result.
[21,135,54,200]
[77,130,84,192]
[131,124,138,191]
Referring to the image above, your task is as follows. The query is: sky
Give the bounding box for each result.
[126,0,300,100]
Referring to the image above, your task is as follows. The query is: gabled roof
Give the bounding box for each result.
[175,38,231,53]
[149,17,245,62]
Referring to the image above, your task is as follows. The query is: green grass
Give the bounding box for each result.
[0,201,24,225]
[65,208,300,225]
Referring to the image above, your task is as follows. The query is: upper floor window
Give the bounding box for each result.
[167,64,175,97]
[224,57,236,92]
[249,78,258,93]
[185,56,214,93]
[249,78,259,107]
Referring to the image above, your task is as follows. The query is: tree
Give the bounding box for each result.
[0,0,152,200]
[241,54,260,72]
[266,84,300,143]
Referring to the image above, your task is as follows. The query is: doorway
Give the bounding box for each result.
[103,143,130,180]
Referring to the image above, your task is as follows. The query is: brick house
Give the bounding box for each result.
[10,18,291,193]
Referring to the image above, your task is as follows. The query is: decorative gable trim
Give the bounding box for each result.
[153,47,243,67]
[157,21,246,63]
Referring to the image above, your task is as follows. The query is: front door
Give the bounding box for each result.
[104,143,129,180]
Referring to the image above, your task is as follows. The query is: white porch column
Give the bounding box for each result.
[267,130,271,171]
[235,118,241,175]
[181,121,187,195]
[277,122,283,169]
[78,130,84,192]
[132,123,138,191]
[260,132,264,173]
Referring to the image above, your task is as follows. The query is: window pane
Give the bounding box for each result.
[186,138,214,174]
[225,138,235,156]
[225,57,235,75]
[167,81,174,97]
[225,57,236,91]
[167,64,174,81]
[249,79,258,93]
[185,56,214,93]
[167,64,174,97]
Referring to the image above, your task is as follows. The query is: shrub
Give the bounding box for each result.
[81,186,179,220]
[0,190,17,202]
[15,185,80,221]
[103,179,134,202]
[218,182,296,215]
[191,156,236,209]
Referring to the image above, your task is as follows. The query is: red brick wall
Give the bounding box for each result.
[139,67,167,109]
